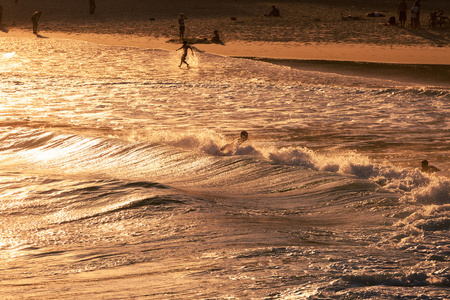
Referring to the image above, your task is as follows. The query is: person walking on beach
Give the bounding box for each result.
[89,0,96,15]
[31,11,42,34]
[176,40,194,68]
[398,0,408,27]
[178,13,187,40]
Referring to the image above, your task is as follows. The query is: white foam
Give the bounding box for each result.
[1,52,16,60]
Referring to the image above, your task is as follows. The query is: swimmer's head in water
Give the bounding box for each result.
[240,131,248,141]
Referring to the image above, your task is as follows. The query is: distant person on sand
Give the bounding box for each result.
[410,1,419,28]
[415,0,421,27]
[211,30,222,44]
[176,40,194,68]
[89,0,96,15]
[265,5,280,17]
[31,11,42,35]
[178,13,187,40]
[398,0,408,27]
[421,160,440,173]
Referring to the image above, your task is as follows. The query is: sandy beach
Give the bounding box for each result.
[1,0,449,64]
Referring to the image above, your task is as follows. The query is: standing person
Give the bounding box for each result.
[31,11,42,34]
[398,0,407,27]
[176,40,194,68]
[415,0,421,27]
[410,2,419,28]
[89,0,96,15]
[178,13,187,41]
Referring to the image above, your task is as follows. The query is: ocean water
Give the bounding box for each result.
[0,37,449,299]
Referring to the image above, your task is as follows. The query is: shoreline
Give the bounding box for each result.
[249,58,450,88]
[2,29,450,66]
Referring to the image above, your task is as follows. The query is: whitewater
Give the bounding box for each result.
[0,37,449,299]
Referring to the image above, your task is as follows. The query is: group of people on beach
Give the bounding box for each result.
[175,4,280,68]
[22,3,280,39]
[398,0,422,28]
[176,12,225,69]
[178,12,225,43]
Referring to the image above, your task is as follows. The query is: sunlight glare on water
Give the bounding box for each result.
[0,37,448,299]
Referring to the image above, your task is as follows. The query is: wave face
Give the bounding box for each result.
[0,38,449,299]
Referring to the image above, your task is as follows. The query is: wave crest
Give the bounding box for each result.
[265,146,449,204]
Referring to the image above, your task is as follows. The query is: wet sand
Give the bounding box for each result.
[2,28,450,67]
[252,58,450,88]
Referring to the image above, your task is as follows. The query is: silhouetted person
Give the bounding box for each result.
[266,5,280,17]
[238,131,248,144]
[398,0,407,27]
[0,5,3,27]
[415,0,421,27]
[410,1,419,28]
[31,11,42,35]
[176,40,194,68]
[178,13,187,40]
[421,160,440,173]
[89,0,96,15]
[211,30,222,44]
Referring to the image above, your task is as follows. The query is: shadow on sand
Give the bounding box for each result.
[36,34,49,38]
[402,27,450,46]
[166,38,225,45]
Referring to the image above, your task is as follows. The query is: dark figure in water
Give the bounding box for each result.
[176,41,194,68]
[421,160,440,173]
[238,131,248,144]
[266,5,280,17]
[89,0,96,15]
[220,131,249,153]
[31,11,42,34]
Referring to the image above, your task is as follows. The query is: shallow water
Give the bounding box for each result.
[0,37,449,299]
